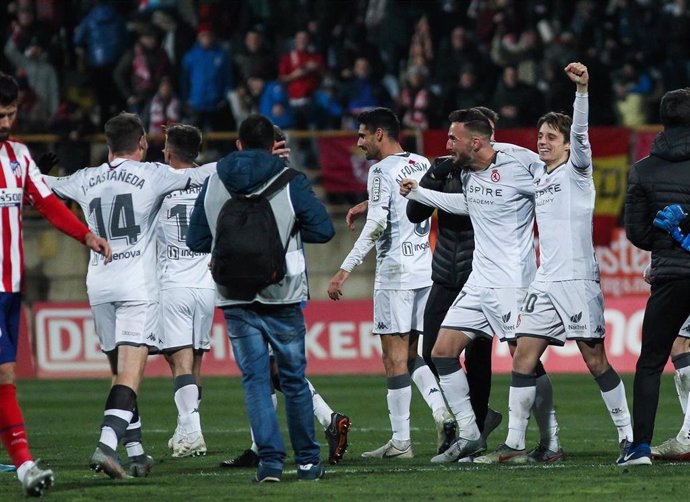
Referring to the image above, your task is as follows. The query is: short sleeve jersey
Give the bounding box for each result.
[533,93,600,281]
[341,152,433,290]
[156,167,215,290]
[461,147,539,288]
[46,159,209,304]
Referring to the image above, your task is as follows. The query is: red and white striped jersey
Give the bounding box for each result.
[0,139,53,292]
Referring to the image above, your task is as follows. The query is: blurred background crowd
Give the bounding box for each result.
[1,0,689,172]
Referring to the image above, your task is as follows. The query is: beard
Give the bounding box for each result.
[452,151,473,171]
[0,129,10,142]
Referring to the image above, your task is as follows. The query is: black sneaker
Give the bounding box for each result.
[219,449,260,469]
[325,412,351,465]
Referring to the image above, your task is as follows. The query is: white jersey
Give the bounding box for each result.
[45,159,213,305]
[407,147,539,288]
[341,152,432,290]
[533,93,600,282]
[157,166,215,290]
[462,147,539,288]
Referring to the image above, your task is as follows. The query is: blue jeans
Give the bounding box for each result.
[223,304,319,471]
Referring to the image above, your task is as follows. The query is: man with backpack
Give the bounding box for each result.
[186,114,335,483]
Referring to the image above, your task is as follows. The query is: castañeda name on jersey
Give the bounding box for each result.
[79,169,146,195]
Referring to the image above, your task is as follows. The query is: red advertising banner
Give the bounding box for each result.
[635,130,658,161]
[318,136,371,193]
[30,297,667,378]
[595,227,650,297]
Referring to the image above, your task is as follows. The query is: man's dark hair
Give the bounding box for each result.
[472,106,499,127]
[104,112,145,154]
[0,72,19,107]
[448,109,493,139]
[238,114,274,150]
[357,107,400,140]
[659,88,690,129]
[165,123,202,163]
[537,112,572,140]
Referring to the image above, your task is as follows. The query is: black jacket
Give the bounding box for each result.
[625,127,690,283]
[407,157,474,289]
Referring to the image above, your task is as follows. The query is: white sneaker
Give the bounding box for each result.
[172,431,207,458]
[651,437,690,461]
[430,436,486,463]
[21,462,54,497]
[361,439,413,459]
[434,411,457,454]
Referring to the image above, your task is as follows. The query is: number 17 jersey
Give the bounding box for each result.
[46,159,210,305]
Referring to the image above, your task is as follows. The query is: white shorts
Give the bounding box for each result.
[441,285,526,342]
[373,287,430,335]
[160,288,215,352]
[91,301,160,353]
[515,280,605,346]
[679,316,690,338]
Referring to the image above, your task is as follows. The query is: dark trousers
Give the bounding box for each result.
[423,282,493,431]
[633,278,690,445]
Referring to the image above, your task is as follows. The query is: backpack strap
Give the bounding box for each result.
[259,168,300,199]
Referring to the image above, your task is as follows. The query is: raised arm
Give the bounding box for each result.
[564,62,591,170]
[400,178,468,215]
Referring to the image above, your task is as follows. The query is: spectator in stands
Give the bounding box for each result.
[145,75,180,136]
[278,29,324,168]
[150,9,196,82]
[4,33,59,119]
[338,57,391,129]
[114,24,172,115]
[259,80,295,131]
[491,65,543,128]
[50,99,97,175]
[233,28,277,84]
[490,27,541,86]
[73,0,128,127]
[613,59,654,126]
[14,73,50,133]
[443,64,489,113]
[398,65,436,130]
[179,23,233,132]
[434,25,484,90]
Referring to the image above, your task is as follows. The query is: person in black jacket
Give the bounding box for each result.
[622,87,690,465]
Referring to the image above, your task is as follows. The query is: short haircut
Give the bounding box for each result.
[357,107,400,139]
[165,123,202,163]
[0,72,19,107]
[537,112,572,140]
[472,106,499,126]
[238,114,274,150]
[447,109,493,139]
[104,112,145,154]
[659,88,690,129]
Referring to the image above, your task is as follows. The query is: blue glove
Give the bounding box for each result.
[654,204,687,231]
[671,227,685,243]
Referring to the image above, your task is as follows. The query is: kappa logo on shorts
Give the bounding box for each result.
[502,312,511,323]
[376,322,389,331]
[594,325,605,335]
[683,324,690,334]
[146,333,156,342]
[569,312,582,323]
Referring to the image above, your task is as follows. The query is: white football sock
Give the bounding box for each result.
[534,374,560,451]
[307,378,333,428]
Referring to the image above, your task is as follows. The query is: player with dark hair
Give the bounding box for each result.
[0,71,111,497]
[329,108,454,459]
[158,123,214,458]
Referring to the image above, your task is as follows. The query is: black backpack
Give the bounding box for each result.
[211,168,300,300]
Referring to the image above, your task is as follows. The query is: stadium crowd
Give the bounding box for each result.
[1,0,689,156]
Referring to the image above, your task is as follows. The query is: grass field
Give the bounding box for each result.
[1,374,688,501]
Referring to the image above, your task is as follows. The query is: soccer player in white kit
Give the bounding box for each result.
[472,63,633,464]
[328,108,454,458]
[44,113,213,478]
[400,108,563,463]
[156,124,215,458]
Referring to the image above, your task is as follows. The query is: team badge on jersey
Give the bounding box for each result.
[10,160,21,179]
[491,169,500,182]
